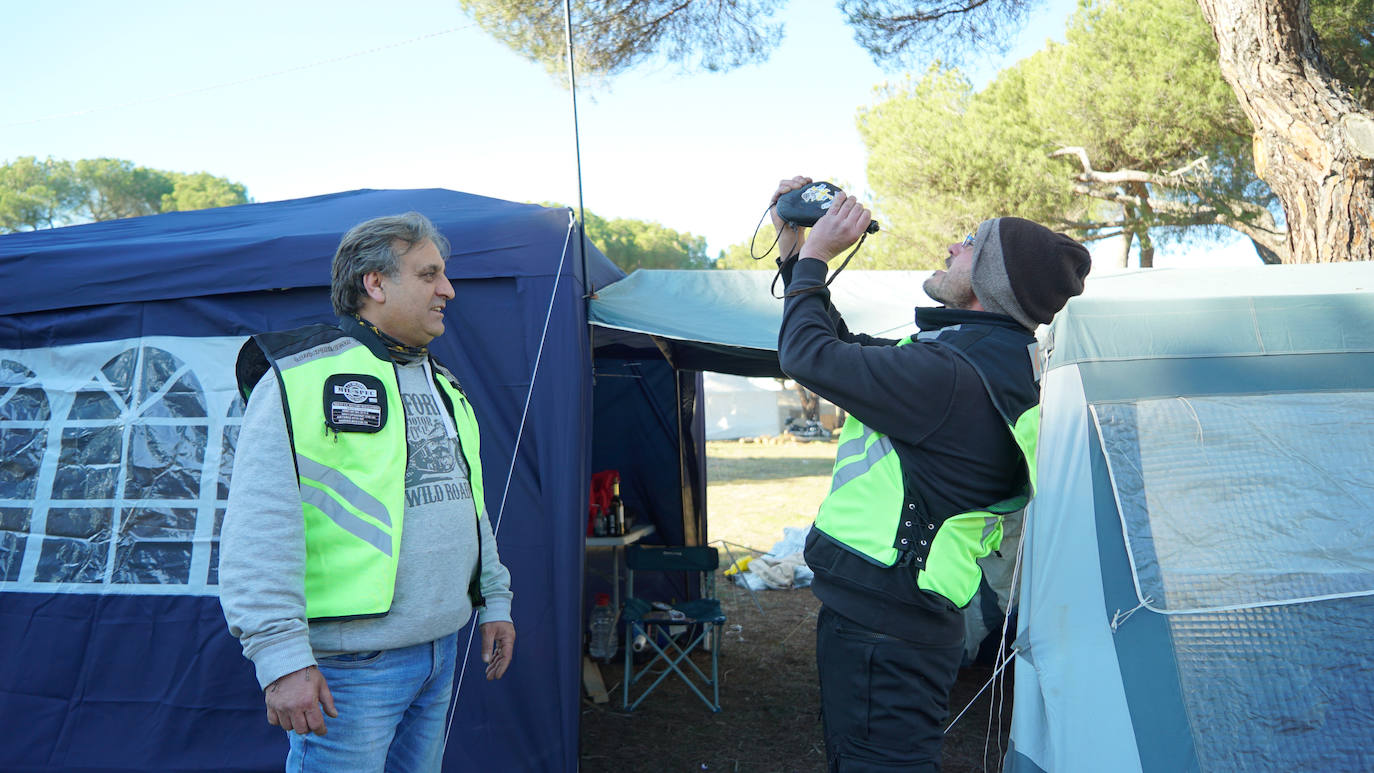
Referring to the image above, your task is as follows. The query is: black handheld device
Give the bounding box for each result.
[775,181,880,234]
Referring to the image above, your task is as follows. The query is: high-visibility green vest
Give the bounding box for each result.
[813,324,1040,607]
[236,324,486,621]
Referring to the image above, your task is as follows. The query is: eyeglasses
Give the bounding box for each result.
[962,233,976,248]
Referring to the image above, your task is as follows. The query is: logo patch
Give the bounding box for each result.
[323,373,387,433]
[800,183,836,209]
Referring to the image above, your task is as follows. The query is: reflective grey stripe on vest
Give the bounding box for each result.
[830,429,894,494]
[296,454,393,556]
[981,513,1000,544]
[299,484,393,556]
[836,430,870,464]
[296,455,392,527]
[916,324,961,342]
[276,337,366,371]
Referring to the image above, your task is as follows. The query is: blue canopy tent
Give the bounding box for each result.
[0,188,711,772]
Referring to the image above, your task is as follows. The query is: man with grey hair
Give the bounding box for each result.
[767,177,1089,771]
[221,212,515,772]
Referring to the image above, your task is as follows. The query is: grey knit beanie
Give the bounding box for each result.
[969,217,1091,330]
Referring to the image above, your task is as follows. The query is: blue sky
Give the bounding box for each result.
[4,0,1257,269]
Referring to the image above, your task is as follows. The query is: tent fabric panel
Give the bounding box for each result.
[1005,748,1051,773]
[423,270,591,773]
[1165,597,1374,771]
[0,594,279,772]
[1010,364,1143,773]
[588,360,708,608]
[591,270,784,352]
[591,359,689,547]
[594,327,785,378]
[660,339,785,378]
[1074,352,1374,404]
[589,269,931,356]
[1092,393,1374,614]
[0,289,345,352]
[1074,262,1374,302]
[1087,429,1200,773]
[1048,265,1374,370]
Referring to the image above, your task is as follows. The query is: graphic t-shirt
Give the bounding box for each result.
[401,387,473,507]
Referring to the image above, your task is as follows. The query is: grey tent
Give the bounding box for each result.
[1009,262,1374,772]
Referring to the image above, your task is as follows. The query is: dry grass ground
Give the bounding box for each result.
[703,439,835,557]
[579,439,1012,773]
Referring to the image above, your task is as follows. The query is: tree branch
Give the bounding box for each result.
[1056,144,1290,259]
[1050,146,1095,174]
[874,0,994,26]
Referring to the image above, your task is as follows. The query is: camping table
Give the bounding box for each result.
[582,524,656,702]
[585,523,654,615]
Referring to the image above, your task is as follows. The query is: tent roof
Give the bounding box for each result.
[589,268,934,374]
[1050,262,1374,368]
[0,188,624,317]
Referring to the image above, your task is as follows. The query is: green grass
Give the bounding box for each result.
[705,439,836,555]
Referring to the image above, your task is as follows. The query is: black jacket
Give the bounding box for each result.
[779,257,1026,642]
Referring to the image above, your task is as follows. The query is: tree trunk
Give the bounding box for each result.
[794,383,820,422]
[1195,0,1374,263]
[1250,238,1284,264]
[1137,229,1155,268]
[1118,203,1137,268]
[1128,183,1156,268]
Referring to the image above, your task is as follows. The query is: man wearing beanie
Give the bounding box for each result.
[768,176,1089,772]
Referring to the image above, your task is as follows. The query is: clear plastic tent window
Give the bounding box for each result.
[0,337,244,593]
[1091,392,1374,614]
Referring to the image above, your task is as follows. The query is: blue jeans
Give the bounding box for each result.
[287,633,459,773]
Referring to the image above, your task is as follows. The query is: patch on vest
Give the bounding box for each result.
[323,374,387,432]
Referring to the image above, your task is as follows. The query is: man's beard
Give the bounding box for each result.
[923,273,976,309]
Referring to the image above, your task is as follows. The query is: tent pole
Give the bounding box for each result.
[563,0,592,300]
[677,370,700,545]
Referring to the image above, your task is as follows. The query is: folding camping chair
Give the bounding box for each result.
[622,545,726,713]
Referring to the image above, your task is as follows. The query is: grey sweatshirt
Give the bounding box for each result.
[220,358,514,689]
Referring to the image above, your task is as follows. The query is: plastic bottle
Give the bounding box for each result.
[588,593,616,660]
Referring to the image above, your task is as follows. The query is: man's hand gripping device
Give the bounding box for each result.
[756,181,880,298]
[774,181,880,235]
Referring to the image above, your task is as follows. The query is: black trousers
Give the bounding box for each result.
[816,604,965,772]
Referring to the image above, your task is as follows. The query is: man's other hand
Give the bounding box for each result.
[770,176,813,259]
[799,191,872,264]
[481,620,516,680]
[265,665,337,736]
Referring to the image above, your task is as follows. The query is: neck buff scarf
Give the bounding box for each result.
[354,314,428,364]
